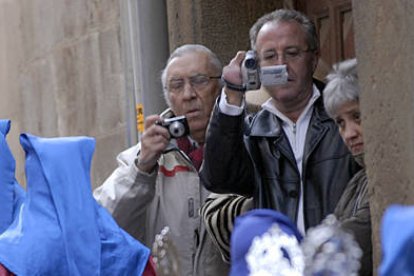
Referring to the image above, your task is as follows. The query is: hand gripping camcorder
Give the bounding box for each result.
[241,50,288,91]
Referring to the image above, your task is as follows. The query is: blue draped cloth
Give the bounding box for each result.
[380,204,414,276]
[0,120,25,234]
[0,133,150,275]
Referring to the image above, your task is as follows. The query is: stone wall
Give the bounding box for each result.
[353,0,414,271]
[0,0,128,187]
[0,0,24,183]
[166,0,284,64]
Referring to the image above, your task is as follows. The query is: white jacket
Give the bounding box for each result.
[93,141,229,276]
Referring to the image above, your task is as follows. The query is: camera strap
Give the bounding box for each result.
[176,137,204,171]
[222,77,247,93]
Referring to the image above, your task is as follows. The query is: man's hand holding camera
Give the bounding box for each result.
[136,115,170,173]
[222,51,247,107]
[222,50,288,108]
[137,115,190,173]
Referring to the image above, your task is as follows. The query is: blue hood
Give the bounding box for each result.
[0,133,149,275]
[0,119,25,234]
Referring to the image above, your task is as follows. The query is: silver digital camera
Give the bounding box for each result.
[156,115,190,139]
[241,50,288,90]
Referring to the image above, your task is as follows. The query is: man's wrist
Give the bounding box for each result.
[222,77,246,93]
[135,157,157,174]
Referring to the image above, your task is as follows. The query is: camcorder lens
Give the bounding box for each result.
[244,58,257,69]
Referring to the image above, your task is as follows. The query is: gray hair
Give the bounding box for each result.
[323,58,359,118]
[249,9,319,52]
[161,44,222,105]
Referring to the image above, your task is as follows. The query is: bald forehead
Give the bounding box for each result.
[260,20,306,38]
[166,51,213,78]
[256,20,308,50]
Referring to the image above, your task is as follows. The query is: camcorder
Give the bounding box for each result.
[241,50,288,90]
[156,115,190,139]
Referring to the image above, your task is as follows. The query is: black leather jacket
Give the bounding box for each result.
[201,92,360,229]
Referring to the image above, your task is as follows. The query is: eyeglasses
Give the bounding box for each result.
[261,47,313,63]
[166,74,221,94]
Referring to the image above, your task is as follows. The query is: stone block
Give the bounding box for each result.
[91,126,128,189]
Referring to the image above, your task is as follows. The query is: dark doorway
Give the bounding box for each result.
[295,0,355,80]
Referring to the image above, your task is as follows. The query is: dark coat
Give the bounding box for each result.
[201,88,360,229]
[334,169,372,276]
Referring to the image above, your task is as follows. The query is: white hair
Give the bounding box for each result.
[323,58,359,118]
[160,44,222,106]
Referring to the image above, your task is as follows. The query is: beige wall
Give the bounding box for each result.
[353,0,414,271]
[0,0,129,187]
[0,1,24,183]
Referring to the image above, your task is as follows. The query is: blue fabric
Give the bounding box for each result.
[96,204,150,275]
[0,134,150,275]
[0,120,25,234]
[230,208,303,276]
[379,204,414,276]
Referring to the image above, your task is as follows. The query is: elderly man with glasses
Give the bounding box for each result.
[201,9,360,234]
[94,44,228,276]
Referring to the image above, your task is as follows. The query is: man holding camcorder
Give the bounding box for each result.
[201,9,359,234]
[94,44,229,276]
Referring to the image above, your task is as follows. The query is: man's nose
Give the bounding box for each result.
[274,53,286,65]
[182,80,196,98]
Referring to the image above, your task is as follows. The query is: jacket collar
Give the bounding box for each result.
[248,110,282,137]
[248,88,331,138]
[303,96,331,161]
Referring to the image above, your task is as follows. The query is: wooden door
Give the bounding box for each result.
[295,0,355,80]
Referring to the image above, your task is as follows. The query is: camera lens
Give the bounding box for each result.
[169,121,185,138]
[244,58,257,69]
